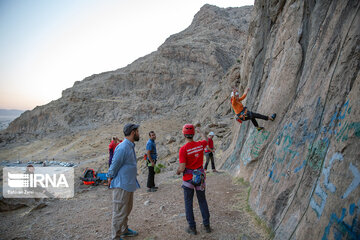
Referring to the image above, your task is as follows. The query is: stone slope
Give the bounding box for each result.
[219,0,360,239]
[2,5,252,142]
[1,1,359,239]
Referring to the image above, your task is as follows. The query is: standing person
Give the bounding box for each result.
[146,131,158,192]
[176,124,211,235]
[109,137,121,167]
[108,123,140,240]
[231,88,276,131]
[204,132,217,172]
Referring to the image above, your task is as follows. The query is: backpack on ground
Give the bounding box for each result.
[80,168,99,185]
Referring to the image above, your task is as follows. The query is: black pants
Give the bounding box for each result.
[244,111,268,128]
[183,186,210,228]
[204,152,215,170]
[147,166,155,188]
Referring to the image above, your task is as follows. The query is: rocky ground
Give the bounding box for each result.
[0,165,271,240]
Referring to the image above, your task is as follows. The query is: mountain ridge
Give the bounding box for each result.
[1,2,359,239]
[1,4,252,142]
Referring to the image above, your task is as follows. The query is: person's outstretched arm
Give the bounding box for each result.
[239,88,249,101]
[196,127,207,140]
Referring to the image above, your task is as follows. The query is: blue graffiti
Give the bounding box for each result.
[268,99,359,184]
[323,153,344,193]
[310,183,328,219]
[336,121,360,142]
[269,119,316,183]
[324,100,350,136]
[341,163,360,199]
[322,200,360,240]
[294,160,306,173]
[310,152,344,219]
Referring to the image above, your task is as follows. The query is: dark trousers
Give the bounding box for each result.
[244,111,268,127]
[204,152,215,170]
[183,186,210,228]
[109,149,114,167]
[147,166,155,188]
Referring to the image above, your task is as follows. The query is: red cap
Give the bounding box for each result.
[182,124,195,136]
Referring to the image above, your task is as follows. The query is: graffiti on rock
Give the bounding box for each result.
[310,151,360,220]
[268,99,359,184]
[341,163,360,199]
[322,153,344,193]
[269,120,315,183]
[310,152,344,218]
[240,128,270,165]
[322,200,360,240]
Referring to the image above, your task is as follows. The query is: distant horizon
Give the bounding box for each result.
[0,0,254,111]
[0,108,27,111]
[0,108,29,113]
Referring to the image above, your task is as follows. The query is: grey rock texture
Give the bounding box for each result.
[221,0,360,239]
[1,5,252,142]
[1,1,359,239]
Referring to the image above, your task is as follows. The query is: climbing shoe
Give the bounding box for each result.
[256,127,264,131]
[204,225,212,233]
[120,228,138,237]
[269,113,277,121]
[186,226,197,235]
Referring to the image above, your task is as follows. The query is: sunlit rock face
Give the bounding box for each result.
[221,0,360,239]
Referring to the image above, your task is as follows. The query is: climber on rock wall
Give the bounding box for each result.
[231,88,276,131]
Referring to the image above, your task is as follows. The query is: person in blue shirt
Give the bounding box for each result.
[146,131,158,192]
[108,123,140,240]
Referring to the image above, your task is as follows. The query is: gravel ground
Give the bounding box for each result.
[0,168,270,240]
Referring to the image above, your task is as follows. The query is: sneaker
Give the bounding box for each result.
[147,188,157,192]
[186,226,197,235]
[212,169,217,173]
[204,225,212,233]
[269,113,277,121]
[256,127,264,131]
[152,186,159,190]
[120,228,138,237]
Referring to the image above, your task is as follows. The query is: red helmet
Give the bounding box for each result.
[182,124,195,136]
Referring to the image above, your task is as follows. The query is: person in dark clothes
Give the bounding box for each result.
[146,131,158,192]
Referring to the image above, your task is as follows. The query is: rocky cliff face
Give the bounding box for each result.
[220,0,360,239]
[2,5,252,141]
[2,1,359,239]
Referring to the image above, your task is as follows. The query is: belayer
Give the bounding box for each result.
[177,124,211,235]
[231,88,276,131]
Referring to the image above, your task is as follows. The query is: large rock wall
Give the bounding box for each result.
[222,0,360,239]
[1,2,359,238]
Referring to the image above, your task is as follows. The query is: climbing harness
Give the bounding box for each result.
[182,168,206,191]
[235,107,248,123]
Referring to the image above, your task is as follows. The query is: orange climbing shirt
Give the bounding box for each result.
[231,93,247,115]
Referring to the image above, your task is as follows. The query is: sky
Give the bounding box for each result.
[0,0,254,111]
